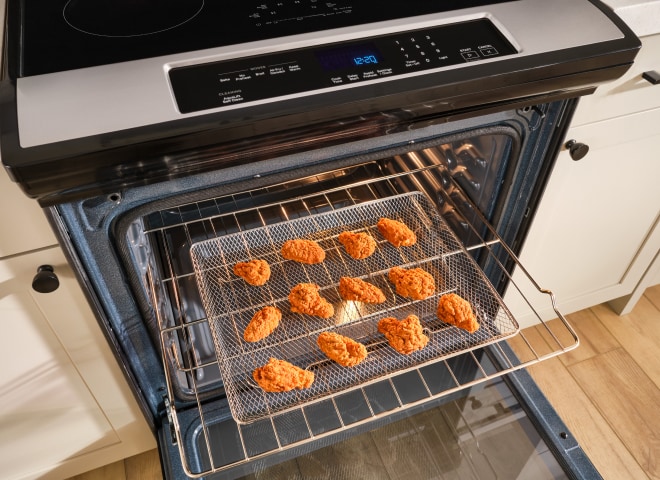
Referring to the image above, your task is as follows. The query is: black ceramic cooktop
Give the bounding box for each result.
[18,0,509,76]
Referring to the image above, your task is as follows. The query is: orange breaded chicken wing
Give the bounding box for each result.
[436,293,479,333]
[377,314,429,355]
[388,266,435,300]
[289,283,335,318]
[317,331,368,367]
[252,358,314,392]
[338,231,377,259]
[233,259,271,286]
[281,239,326,264]
[339,276,386,303]
[243,306,282,342]
[377,218,417,247]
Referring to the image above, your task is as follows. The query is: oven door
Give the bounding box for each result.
[50,99,596,479]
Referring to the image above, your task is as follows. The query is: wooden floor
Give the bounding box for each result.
[71,284,660,480]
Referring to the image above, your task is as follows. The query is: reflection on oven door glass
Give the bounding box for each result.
[234,377,568,479]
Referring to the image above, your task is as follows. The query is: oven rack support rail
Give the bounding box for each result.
[148,166,579,478]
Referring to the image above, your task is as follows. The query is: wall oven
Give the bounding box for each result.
[0,0,640,478]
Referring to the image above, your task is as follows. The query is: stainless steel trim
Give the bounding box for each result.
[15,0,622,147]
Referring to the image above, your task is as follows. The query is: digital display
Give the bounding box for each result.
[315,42,384,71]
[353,55,379,65]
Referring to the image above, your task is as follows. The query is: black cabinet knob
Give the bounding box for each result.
[32,265,60,293]
[565,140,589,161]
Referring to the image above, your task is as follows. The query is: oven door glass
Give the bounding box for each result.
[164,373,571,480]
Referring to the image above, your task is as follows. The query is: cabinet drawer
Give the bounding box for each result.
[571,33,660,126]
[0,169,57,257]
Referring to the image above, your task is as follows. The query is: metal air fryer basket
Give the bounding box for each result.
[191,192,519,423]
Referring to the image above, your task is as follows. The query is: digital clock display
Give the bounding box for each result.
[315,42,384,71]
[353,55,379,65]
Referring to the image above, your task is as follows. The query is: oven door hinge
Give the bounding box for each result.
[164,396,178,445]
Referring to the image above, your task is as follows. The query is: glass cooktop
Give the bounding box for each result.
[18,0,509,76]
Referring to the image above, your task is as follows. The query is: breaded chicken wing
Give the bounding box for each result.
[233,259,271,286]
[388,266,435,300]
[281,239,326,264]
[377,314,429,355]
[339,276,386,303]
[338,231,377,259]
[377,218,417,247]
[317,331,368,367]
[252,358,314,392]
[243,306,282,342]
[436,293,479,333]
[289,283,335,318]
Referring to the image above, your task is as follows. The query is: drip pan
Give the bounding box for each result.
[190,192,519,423]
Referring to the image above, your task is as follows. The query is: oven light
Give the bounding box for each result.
[334,300,367,325]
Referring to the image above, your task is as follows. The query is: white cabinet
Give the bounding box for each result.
[0,7,154,467]
[506,33,660,326]
[0,169,155,479]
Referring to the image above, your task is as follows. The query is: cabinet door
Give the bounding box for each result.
[0,247,154,480]
[0,167,58,257]
[505,107,660,326]
[570,34,660,127]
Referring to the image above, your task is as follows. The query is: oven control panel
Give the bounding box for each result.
[169,19,516,114]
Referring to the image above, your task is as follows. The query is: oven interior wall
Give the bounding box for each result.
[52,100,578,478]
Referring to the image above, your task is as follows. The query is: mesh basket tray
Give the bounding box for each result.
[190,192,519,423]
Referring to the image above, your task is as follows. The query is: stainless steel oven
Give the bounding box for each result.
[1,1,640,478]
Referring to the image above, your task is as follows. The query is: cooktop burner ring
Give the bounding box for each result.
[62,0,205,38]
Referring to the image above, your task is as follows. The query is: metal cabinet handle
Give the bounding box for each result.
[32,265,60,293]
[565,139,589,161]
[642,70,660,85]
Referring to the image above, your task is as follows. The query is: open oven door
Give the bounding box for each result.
[156,369,598,480]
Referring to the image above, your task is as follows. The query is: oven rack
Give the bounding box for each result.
[146,160,579,478]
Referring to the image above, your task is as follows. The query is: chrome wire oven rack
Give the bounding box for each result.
[190,193,519,424]
[141,157,579,478]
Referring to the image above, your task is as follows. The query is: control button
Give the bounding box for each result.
[479,46,499,56]
[221,92,244,105]
[461,50,480,61]
[330,76,343,84]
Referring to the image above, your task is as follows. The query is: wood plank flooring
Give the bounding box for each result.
[70,284,660,480]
